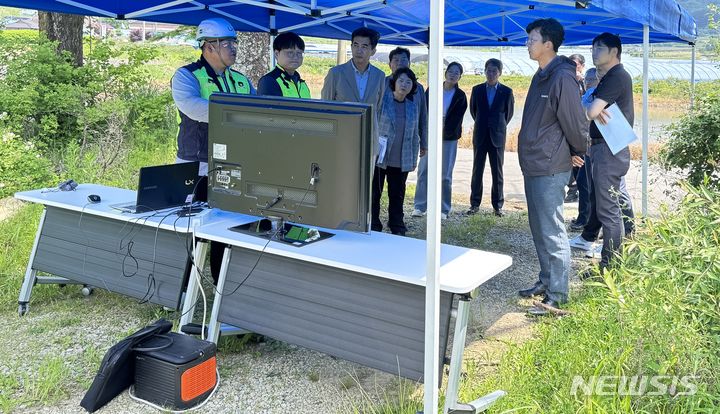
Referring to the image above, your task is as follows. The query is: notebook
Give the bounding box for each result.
[111,162,202,213]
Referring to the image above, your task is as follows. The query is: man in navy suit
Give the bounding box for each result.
[467,59,515,216]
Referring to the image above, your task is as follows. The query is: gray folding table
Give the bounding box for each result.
[14,184,202,315]
[181,213,512,412]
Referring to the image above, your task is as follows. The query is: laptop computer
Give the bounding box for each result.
[111,162,202,213]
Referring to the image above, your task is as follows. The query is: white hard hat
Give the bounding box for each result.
[196,18,236,42]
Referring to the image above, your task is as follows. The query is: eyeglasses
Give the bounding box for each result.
[592,45,608,52]
[215,39,238,49]
[282,50,304,58]
[525,37,542,45]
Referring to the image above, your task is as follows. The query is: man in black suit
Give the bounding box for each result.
[467,58,515,216]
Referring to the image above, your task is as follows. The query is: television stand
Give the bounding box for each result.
[228,217,333,247]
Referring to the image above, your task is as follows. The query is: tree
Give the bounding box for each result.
[234,32,271,85]
[708,4,720,57]
[38,12,85,66]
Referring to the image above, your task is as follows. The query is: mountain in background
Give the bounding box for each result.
[677,0,716,33]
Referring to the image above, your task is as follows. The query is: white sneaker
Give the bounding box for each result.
[569,235,595,251]
[441,213,448,220]
[411,209,426,217]
[585,244,602,259]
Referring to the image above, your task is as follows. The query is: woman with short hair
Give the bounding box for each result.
[371,67,420,236]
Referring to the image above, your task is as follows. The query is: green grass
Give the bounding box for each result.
[0,203,43,306]
[356,183,720,413]
[0,372,20,412]
[451,183,720,413]
[25,356,71,405]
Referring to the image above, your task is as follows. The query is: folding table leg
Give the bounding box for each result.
[443,292,505,414]
[207,246,232,343]
[179,239,209,330]
[18,209,47,316]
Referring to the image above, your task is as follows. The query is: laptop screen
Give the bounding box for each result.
[135,162,201,212]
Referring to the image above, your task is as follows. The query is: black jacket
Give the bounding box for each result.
[518,56,588,177]
[469,82,514,147]
[425,86,468,141]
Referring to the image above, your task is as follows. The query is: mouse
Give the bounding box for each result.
[88,194,101,203]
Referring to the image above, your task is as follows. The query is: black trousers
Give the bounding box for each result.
[371,166,409,235]
[567,166,579,193]
[470,135,504,210]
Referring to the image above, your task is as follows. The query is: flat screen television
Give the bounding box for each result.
[207,94,373,235]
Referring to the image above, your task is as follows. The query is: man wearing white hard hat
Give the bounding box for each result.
[172,17,256,177]
[171,17,256,284]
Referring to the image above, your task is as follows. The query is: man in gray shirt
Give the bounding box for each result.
[321,27,385,155]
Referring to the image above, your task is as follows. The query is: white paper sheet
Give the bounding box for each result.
[377,135,388,164]
[595,103,637,155]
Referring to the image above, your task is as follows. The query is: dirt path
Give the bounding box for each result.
[0,197,23,222]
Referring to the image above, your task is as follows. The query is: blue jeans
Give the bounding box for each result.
[413,140,458,215]
[524,171,572,303]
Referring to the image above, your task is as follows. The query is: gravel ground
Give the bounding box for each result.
[0,165,674,413]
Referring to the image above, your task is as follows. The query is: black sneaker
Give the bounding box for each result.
[466,206,479,215]
[569,219,586,231]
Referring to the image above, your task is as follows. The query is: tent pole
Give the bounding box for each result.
[690,43,695,108]
[642,24,649,217]
[500,14,505,60]
[270,10,276,69]
[424,0,444,409]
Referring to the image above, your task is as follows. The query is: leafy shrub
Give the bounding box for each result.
[0,33,175,166]
[660,90,720,188]
[0,129,56,198]
[0,32,88,151]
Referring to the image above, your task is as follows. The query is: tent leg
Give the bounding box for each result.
[690,43,696,109]
[425,0,444,410]
[641,25,649,217]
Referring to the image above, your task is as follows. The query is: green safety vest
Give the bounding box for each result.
[274,66,311,98]
[175,57,252,162]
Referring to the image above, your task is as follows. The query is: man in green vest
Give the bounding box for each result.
[257,32,311,98]
[171,17,255,284]
[172,17,256,177]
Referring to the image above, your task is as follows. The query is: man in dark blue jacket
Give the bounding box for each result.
[467,58,514,217]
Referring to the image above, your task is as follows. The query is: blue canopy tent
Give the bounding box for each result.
[2,1,696,413]
[0,0,695,45]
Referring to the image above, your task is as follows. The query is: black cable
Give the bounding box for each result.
[219,170,317,298]
[137,209,182,305]
[214,224,283,298]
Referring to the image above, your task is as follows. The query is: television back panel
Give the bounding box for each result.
[207,94,373,233]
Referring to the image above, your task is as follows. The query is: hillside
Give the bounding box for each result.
[678,0,716,33]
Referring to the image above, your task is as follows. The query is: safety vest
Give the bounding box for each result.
[273,65,311,98]
[175,56,251,162]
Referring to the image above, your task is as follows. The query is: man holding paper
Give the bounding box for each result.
[585,32,634,271]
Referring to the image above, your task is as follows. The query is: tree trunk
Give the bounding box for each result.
[234,32,271,86]
[38,12,85,67]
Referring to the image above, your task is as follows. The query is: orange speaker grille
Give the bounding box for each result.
[181,356,217,402]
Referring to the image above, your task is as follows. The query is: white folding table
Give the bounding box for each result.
[180,212,512,413]
[14,184,205,315]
